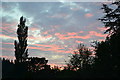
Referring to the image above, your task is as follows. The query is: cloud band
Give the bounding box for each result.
[1,0,114,2]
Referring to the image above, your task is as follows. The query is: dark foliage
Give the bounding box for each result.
[1,2,120,79]
[92,1,120,78]
[67,43,94,71]
[2,17,51,80]
[14,16,28,62]
[99,1,120,35]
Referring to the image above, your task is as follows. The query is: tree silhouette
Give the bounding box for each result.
[67,43,93,70]
[92,1,120,77]
[99,1,120,36]
[27,57,50,72]
[2,58,14,79]
[92,41,112,73]
[14,16,28,63]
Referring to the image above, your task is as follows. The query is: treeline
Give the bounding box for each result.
[1,1,120,80]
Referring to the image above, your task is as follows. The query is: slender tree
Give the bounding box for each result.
[14,16,28,62]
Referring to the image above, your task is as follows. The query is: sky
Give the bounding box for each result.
[1,1,110,66]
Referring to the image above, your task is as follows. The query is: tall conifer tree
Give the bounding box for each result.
[14,16,28,62]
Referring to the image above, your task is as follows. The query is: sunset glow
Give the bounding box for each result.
[1,2,107,66]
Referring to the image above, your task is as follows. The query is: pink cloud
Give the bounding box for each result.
[1,26,16,35]
[29,27,38,31]
[0,47,14,51]
[33,44,63,49]
[85,13,93,18]
[28,34,52,41]
[89,31,107,37]
[75,40,84,43]
[1,42,73,54]
[1,42,14,45]
[50,25,61,28]
[67,32,77,36]
[44,35,52,38]
[55,30,107,40]
[79,31,84,33]
[0,55,15,60]
[42,31,48,34]
[97,27,107,31]
[1,23,17,33]
[70,8,80,11]
[28,46,71,54]
[1,41,72,54]
[98,39,105,42]
[42,28,56,35]
[2,23,17,27]
[48,13,68,18]
[55,32,90,40]
[0,34,17,40]
[29,43,72,54]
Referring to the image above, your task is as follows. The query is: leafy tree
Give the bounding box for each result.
[67,43,94,70]
[91,41,112,72]
[93,1,120,76]
[27,57,50,72]
[99,1,120,36]
[14,16,28,62]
